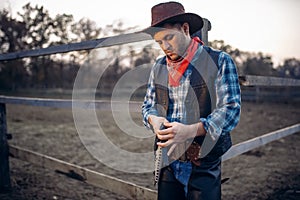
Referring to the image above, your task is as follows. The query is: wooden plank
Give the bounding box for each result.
[0,20,212,62]
[0,32,152,61]
[0,103,11,192]
[9,145,157,200]
[239,75,300,87]
[0,95,142,112]
[222,123,300,161]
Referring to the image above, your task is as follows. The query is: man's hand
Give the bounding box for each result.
[157,121,206,149]
[148,115,168,134]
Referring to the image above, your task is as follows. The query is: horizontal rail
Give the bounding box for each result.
[0,95,142,112]
[0,32,152,61]
[1,76,300,110]
[239,75,300,87]
[9,145,157,200]
[1,75,300,109]
[0,19,212,62]
[222,123,300,161]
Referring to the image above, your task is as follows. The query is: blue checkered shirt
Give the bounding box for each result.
[142,45,241,139]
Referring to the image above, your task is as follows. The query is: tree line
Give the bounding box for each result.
[0,3,299,91]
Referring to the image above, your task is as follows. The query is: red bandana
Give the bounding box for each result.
[166,37,203,87]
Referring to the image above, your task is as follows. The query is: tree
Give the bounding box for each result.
[0,3,80,89]
[71,17,102,64]
[133,45,160,67]
[18,3,54,49]
[0,10,28,90]
[277,58,300,79]
[17,3,56,88]
[243,52,275,76]
[50,13,75,88]
[209,40,244,73]
[0,10,27,53]
[209,40,278,76]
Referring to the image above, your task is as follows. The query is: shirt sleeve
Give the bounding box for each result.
[142,65,159,129]
[200,52,241,141]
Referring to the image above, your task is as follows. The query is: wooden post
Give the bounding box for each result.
[201,18,211,45]
[192,18,211,45]
[0,103,11,192]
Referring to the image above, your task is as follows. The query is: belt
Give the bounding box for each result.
[169,141,201,166]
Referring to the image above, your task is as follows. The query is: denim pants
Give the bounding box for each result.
[158,157,221,200]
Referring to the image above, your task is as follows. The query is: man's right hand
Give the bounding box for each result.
[148,115,168,134]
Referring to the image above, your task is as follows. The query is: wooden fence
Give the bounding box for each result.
[1,19,300,199]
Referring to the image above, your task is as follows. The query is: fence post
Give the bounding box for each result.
[0,103,11,193]
[201,18,211,45]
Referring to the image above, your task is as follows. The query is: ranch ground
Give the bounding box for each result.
[0,100,299,200]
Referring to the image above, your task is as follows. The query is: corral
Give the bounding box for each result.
[0,19,300,200]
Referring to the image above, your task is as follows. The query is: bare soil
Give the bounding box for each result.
[0,101,300,200]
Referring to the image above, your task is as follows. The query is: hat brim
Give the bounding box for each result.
[142,13,203,36]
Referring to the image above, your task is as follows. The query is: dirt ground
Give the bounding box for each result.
[0,100,299,200]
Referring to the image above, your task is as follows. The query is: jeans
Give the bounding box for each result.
[157,157,221,200]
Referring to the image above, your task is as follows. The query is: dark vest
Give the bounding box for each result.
[152,46,232,159]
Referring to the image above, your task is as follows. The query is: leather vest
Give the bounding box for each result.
[153,46,232,159]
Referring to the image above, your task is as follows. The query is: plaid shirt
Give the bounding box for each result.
[142,44,241,140]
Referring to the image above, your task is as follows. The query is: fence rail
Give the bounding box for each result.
[0,19,211,62]
[222,123,300,161]
[9,145,157,200]
[239,75,300,86]
[0,95,142,111]
[0,32,151,61]
[0,75,299,108]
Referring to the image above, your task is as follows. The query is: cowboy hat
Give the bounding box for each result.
[143,1,203,35]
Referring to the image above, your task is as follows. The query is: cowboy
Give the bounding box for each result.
[141,1,241,199]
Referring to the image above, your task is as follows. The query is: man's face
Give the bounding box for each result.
[153,23,191,61]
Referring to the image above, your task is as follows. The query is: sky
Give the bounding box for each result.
[1,0,300,66]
